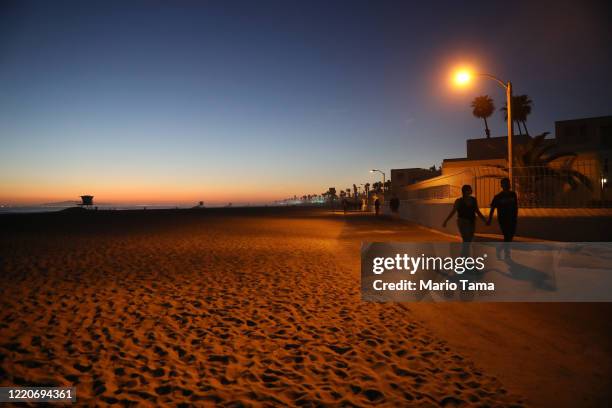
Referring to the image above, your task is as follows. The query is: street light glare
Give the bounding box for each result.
[454,69,472,86]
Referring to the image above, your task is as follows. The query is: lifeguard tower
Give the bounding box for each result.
[79,195,94,209]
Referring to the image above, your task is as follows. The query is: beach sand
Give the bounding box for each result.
[0,207,609,407]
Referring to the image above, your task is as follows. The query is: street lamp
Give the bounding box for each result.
[370,169,386,193]
[453,68,514,188]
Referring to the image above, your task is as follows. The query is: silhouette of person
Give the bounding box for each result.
[443,185,486,242]
[342,198,348,214]
[487,177,518,242]
[374,198,381,216]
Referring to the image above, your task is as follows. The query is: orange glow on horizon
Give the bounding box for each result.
[0,182,322,205]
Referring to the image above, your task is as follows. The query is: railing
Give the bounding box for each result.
[403,169,474,202]
[401,160,611,208]
[405,184,461,200]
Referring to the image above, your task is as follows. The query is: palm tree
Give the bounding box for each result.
[516,95,532,136]
[515,132,590,181]
[384,180,392,192]
[517,132,592,205]
[480,132,591,207]
[326,187,337,203]
[471,95,495,138]
[501,94,533,137]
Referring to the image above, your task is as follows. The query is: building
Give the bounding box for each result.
[442,134,533,175]
[555,115,612,151]
[389,116,612,206]
[434,116,612,205]
[443,116,612,174]
[555,116,612,202]
[390,167,441,196]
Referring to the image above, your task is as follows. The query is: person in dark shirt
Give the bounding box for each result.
[443,185,486,242]
[374,198,381,215]
[487,178,518,242]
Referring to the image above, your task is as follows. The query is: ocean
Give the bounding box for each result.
[0,205,192,214]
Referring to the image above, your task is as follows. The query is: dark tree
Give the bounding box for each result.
[501,94,533,137]
[471,95,495,138]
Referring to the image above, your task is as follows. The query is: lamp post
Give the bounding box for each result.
[454,69,514,189]
[370,169,386,193]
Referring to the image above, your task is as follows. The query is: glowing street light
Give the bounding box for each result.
[454,70,472,87]
[370,169,386,193]
[452,67,515,187]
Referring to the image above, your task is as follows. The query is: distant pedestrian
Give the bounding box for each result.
[342,199,348,214]
[443,185,486,242]
[487,177,518,242]
[374,198,381,216]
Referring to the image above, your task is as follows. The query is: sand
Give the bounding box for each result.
[0,207,609,407]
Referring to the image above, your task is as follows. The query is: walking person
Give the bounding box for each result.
[487,178,518,242]
[374,198,381,216]
[443,185,487,242]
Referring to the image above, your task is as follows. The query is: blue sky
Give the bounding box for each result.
[1,0,611,204]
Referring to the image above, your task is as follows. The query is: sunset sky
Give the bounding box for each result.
[1,0,611,205]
